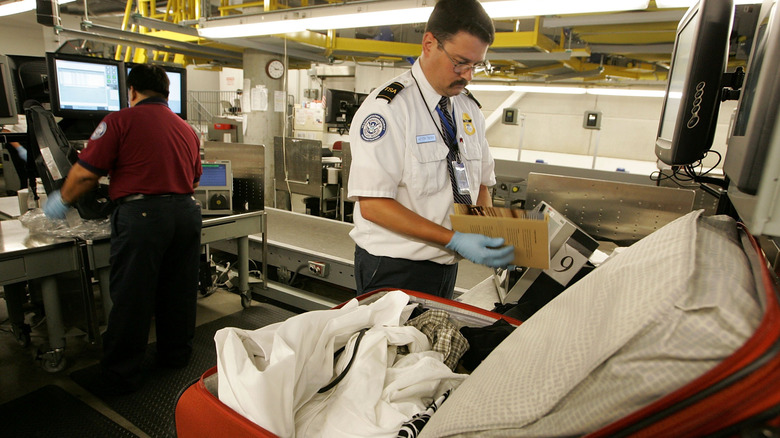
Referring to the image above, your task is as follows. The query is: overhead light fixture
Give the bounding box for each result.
[468,83,666,97]
[656,0,756,7]
[198,0,652,39]
[0,0,75,17]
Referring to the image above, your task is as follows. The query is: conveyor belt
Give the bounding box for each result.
[210,207,494,310]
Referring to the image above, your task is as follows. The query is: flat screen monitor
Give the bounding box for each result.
[724,0,780,195]
[46,52,126,120]
[201,161,228,186]
[127,63,187,119]
[7,55,48,112]
[655,0,734,166]
[324,88,360,125]
[0,55,19,126]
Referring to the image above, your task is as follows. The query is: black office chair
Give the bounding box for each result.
[24,100,114,220]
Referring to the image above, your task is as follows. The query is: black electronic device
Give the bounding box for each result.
[126,63,187,119]
[724,0,780,195]
[324,88,361,126]
[7,55,49,112]
[655,0,734,166]
[0,55,19,126]
[46,52,126,120]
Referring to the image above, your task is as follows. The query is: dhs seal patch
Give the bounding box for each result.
[90,121,108,140]
[360,113,387,142]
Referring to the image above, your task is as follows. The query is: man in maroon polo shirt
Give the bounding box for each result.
[44,64,202,394]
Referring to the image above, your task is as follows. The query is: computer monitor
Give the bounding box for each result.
[0,55,19,126]
[194,160,232,214]
[655,0,734,166]
[324,88,360,125]
[127,63,187,119]
[7,55,49,112]
[724,0,779,195]
[46,52,126,120]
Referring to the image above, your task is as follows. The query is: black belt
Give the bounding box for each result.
[115,193,189,205]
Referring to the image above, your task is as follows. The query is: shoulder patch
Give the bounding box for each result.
[90,121,108,140]
[360,113,387,142]
[463,88,482,109]
[376,81,405,103]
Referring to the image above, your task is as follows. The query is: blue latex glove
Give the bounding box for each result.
[446,231,515,268]
[16,146,27,162]
[43,190,69,219]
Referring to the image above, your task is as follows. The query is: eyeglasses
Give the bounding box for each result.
[435,37,491,75]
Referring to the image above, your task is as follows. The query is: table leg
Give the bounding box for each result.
[237,235,250,308]
[39,276,65,350]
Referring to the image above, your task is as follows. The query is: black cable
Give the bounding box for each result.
[318,328,369,394]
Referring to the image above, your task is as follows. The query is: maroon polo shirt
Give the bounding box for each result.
[77,97,201,201]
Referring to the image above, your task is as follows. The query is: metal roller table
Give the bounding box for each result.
[0,220,83,371]
[86,210,268,322]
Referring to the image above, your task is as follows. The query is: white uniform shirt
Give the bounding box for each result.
[348,60,496,265]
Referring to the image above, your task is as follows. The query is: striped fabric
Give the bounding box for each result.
[419,211,762,437]
[438,96,472,205]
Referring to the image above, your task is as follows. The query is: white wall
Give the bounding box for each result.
[187,66,220,91]
[479,90,737,171]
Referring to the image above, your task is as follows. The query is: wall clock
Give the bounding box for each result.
[266,59,285,79]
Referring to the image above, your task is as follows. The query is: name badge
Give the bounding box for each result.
[416,134,436,144]
[452,161,471,195]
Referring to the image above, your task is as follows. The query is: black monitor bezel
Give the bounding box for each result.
[655,0,734,166]
[46,52,127,120]
[0,55,19,126]
[724,0,780,194]
[324,88,359,125]
[126,62,188,120]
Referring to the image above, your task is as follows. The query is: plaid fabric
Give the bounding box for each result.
[406,309,469,370]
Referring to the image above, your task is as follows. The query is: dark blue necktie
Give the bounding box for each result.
[438,96,472,205]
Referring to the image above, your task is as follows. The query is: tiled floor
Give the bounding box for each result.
[0,287,254,437]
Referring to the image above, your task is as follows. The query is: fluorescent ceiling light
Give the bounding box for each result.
[482,0,650,19]
[656,0,756,7]
[468,83,665,97]
[199,0,653,39]
[0,0,75,17]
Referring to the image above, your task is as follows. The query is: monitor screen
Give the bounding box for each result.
[655,0,734,166]
[201,162,228,187]
[724,0,779,194]
[126,63,187,119]
[46,53,126,120]
[0,55,19,126]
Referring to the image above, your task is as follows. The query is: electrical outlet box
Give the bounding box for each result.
[308,261,328,277]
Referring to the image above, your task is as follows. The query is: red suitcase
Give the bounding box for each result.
[175,289,522,438]
[176,225,780,437]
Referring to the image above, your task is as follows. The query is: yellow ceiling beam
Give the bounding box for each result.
[329,37,421,58]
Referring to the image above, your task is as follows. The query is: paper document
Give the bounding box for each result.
[450,205,549,269]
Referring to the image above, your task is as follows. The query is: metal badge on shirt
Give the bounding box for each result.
[452,161,471,195]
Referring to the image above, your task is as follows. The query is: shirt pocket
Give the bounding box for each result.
[409,139,449,197]
[459,137,483,192]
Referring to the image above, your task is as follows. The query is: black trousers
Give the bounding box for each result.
[354,245,458,300]
[101,195,201,385]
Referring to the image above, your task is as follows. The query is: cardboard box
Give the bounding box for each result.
[450,204,549,269]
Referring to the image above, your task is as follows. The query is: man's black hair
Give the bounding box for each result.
[425,0,495,45]
[127,64,170,99]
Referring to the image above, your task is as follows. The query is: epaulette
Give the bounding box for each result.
[376,81,405,103]
[463,88,482,109]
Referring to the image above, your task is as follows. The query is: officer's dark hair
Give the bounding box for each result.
[127,64,169,99]
[425,0,495,45]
